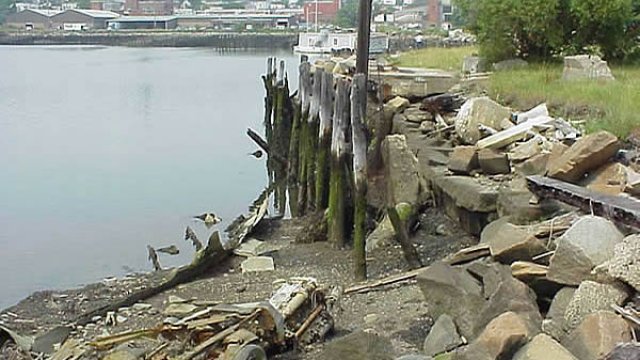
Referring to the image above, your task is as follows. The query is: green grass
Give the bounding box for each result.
[392,46,478,72]
[396,47,640,138]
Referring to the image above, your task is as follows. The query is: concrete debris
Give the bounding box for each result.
[233,238,268,257]
[562,281,628,332]
[240,256,275,273]
[547,130,620,183]
[563,311,632,360]
[387,96,411,114]
[547,216,624,286]
[515,103,549,125]
[478,148,511,175]
[476,115,555,150]
[454,97,512,145]
[583,162,628,195]
[562,55,615,81]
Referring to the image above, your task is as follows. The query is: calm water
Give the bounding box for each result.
[0,46,297,309]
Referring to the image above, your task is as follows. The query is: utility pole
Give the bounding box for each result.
[355,0,372,74]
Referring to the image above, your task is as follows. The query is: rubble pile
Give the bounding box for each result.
[0,278,335,360]
[374,90,640,359]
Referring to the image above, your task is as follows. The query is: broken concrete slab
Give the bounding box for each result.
[547,216,624,286]
[447,146,478,174]
[481,218,547,263]
[455,97,512,145]
[543,287,576,341]
[416,262,485,340]
[423,314,464,357]
[510,138,544,162]
[562,55,615,81]
[563,281,628,333]
[377,68,458,98]
[514,334,577,360]
[233,238,268,257]
[547,131,620,183]
[382,135,421,205]
[595,234,640,292]
[458,312,533,360]
[478,148,511,175]
[240,256,275,273]
[562,311,632,360]
[516,104,549,125]
[476,116,555,150]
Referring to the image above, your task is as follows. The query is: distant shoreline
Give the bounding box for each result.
[0,31,298,48]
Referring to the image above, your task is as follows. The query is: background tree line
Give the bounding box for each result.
[454,0,640,63]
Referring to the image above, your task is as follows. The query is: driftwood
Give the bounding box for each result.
[75,189,271,326]
[351,73,369,280]
[246,128,287,166]
[344,267,425,295]
[527,175,640,229]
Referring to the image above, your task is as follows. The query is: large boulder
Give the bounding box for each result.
[496,186,559,225]
[454,97,512,145]
[513,334,577,360]
[416,262,485,340]
[382,135,421,206]
[562,55,615,81]
[562,311,632,360]
[456,312,533,360]
[547,131,620,183]
[594,234,640,292]
[563,281,628,333]
[481,218,547,263]
[423,314,464,357]
[542,287,576,341]
[547,216,623,286]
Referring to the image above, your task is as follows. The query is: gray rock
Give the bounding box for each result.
[481,218,547,263]
[387,96,410,114]
[547,216,623,285]
[456,312,532,360]
[240,256,275,273]
[454,97,512,145]
[32,326,72,354]
[423,314,463,357]
[496,186,559,225]
[542,287,576,341]
[605,343,640,360]
[366,203,415,252]
[404,106,432,124]
[513,334,577,360]
[392,113,420,135]
[562,55,615,81]
[432,176,499,213]
[382,135,421,206]
[416,262,485,340]
[563,281,628,333]
[563,311,632,360]
[318,331,395,360]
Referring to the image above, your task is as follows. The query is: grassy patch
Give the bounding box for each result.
[393,46,478,72]
[396,47,640,138]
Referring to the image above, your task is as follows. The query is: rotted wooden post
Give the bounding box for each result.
[351,74,368,280]
[261,57,276,186]
[306,66,322,212]
[288,92,302,217]
[272,60,292,215]
[297,62,312,216]
[315,70,334,209]
[328,78,350,248]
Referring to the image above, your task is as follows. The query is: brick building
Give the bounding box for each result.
[124,0,174,16]
[302,0,340,25]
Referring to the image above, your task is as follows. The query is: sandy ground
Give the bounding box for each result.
[0,207,475,359]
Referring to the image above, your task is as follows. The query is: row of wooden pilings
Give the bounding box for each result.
[249,57,370,280]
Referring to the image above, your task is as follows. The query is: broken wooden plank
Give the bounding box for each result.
[527,175,640,229]
[344,267,425,295]
[476,116,554,150]
[246,128,288,166]
[443,244,491,265]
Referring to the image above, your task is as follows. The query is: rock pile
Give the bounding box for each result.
[375,91,640,359]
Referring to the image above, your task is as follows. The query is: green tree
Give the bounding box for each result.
[569,0,632,59]
[335,0,358,28]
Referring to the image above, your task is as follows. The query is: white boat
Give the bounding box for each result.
[294,30,389,55]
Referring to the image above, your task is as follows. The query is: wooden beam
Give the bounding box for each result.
[527,175,640,229]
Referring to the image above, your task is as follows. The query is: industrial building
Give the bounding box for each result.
[176,13,298,30]
[50,9,120,30]
[107,15,178,29]
[4,9,61,30]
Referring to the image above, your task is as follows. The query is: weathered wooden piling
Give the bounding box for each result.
[351,74,368,280]
[328,78,351,248]
[305,67,322,212]
[296,62,312,215]
[315,71,335,209]
[261,57,276,185]
[287,91,302,217]
[272,60,292,215]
